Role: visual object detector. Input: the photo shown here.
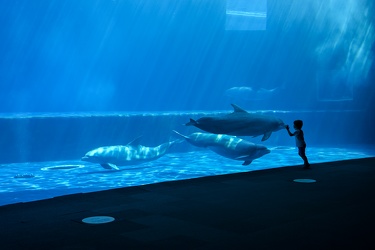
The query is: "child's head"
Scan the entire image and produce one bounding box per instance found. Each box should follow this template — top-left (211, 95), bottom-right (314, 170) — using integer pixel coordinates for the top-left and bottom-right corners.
top-left (293, 120), bottom-right (303, 129)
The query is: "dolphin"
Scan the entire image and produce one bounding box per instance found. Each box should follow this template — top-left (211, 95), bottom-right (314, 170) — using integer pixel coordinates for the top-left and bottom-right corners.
top-left (173, 131), bottom-right (270, 165)
top-left (185, 104), bottom-right (285, 141)
top-left (81, 136), bottom-right (182, 170)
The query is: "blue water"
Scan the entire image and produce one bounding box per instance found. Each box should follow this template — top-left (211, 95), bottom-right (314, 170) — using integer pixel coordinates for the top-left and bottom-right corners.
top-left (1, 146), bottom-right (374, 206)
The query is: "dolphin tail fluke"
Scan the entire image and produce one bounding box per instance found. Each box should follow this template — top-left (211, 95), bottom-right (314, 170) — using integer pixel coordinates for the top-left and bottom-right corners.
top-left (185, 118), bottom-right (197, 126)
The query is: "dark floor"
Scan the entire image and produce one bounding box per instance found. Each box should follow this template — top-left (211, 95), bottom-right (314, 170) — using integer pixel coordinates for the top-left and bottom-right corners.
top-left (1, 158), bottom-right (375, 250)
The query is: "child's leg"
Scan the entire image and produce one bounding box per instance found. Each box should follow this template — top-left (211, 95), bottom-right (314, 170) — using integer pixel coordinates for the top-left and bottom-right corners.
top-left (298, 146), bottom-right (310, 166)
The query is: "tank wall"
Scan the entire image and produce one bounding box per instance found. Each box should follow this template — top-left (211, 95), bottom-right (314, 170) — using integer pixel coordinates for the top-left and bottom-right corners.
top-left (1, 110), bottom-right (373, 164)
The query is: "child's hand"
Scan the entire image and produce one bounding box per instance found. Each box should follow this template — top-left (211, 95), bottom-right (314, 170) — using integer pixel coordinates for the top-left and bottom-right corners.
top-left (285, 125), bottom-right (289, 130)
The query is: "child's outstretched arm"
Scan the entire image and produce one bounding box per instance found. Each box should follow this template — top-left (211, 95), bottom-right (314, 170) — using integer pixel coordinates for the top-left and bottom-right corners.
top-left (285, 125), bottom-right (294, 136)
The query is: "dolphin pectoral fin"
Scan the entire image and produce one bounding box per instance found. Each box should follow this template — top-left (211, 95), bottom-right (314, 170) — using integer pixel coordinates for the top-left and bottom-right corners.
top-left (100, 163), bottom-right (119, 170)
top-left (235, 156), bottom-right (252, 165)
top-left (261, 132), bottom-right (272, 141)
top-left (185, 118), bottom-right (197, 126)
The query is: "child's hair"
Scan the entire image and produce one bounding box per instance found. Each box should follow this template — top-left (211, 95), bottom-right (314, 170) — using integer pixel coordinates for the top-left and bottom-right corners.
top-left (293, 120), bottom-right (303, 129)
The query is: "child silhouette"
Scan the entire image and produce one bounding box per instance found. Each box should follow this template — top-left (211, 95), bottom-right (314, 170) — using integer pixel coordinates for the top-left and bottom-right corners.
top-left (286, 120), bottom-right (310, 169)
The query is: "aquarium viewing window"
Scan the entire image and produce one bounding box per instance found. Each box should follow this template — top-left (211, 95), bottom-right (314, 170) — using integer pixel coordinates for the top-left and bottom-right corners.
top-left (225, 0), bottom-right (267, 30)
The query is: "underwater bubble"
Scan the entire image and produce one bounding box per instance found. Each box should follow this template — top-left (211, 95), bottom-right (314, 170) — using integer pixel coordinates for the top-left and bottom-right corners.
top-left (293, 179), bottom-right (316, 183)
top-left (82, 216), bottom-right (115, 224)
top-left (41, 165), bottom-right (84, 171)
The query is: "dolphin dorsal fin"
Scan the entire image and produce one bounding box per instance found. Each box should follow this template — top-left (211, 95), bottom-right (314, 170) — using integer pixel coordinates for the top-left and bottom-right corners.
top-left (127, 135), bottom-right (143, 146)
top-left (185, 118), bottom-right (197, 126)
top-left (231, 104), bottom-right (248, 113)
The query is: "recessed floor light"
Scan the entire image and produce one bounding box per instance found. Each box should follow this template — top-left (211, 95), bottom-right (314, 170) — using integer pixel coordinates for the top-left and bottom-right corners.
top-left (82, 216), bottom-right (115, 224)
top-left (293, 179), bottom-right (316, 183)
